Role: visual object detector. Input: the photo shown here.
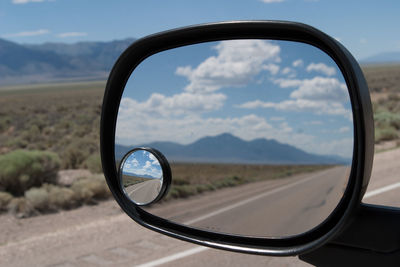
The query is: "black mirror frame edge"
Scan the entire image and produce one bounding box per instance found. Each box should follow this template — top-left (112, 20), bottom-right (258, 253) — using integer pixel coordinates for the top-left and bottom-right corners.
top-left (118, 147), bottom-right (172, 206)
top-left (100, 20), bottom-right (374, 256)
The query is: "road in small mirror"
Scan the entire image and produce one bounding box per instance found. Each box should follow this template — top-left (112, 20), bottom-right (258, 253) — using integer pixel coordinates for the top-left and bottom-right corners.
top-left (115, 39), bottom-right (354, 238)
top-left (120, 149), bottom-right (164, 205)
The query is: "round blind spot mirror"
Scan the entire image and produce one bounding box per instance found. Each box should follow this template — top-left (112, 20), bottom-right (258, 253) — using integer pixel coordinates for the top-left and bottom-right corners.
top-left (119, 148), bottom-right (171, 206)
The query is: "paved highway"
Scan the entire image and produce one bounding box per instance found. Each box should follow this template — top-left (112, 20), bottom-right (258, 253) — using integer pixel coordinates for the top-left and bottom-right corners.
top-left (125, 179), bottom-right (162, 205)
top-left (0, 148), bottom-right (399, 267)
top-left (147, 166), bottom-right (349, 237)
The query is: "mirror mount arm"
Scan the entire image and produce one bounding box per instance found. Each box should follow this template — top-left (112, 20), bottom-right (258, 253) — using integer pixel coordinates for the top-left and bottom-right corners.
top-left (299, 203), bottom-right (400, 266)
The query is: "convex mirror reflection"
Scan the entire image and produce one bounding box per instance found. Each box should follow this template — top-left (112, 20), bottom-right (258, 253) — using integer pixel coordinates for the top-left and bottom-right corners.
top-left (119, 148), bottom-right (170, 206)
top-left (115, 39), bottom-right (354, 238)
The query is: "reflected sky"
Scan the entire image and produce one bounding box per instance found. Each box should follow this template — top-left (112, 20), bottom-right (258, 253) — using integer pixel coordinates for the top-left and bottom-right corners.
top-left (122, 150), bottom-right (162, 179)
top-left (116, 40), bottom-right (353, 159)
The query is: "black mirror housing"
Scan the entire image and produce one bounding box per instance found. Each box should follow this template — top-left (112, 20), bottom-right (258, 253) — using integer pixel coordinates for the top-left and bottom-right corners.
top-left (100, 21), bottom-right (374, 256)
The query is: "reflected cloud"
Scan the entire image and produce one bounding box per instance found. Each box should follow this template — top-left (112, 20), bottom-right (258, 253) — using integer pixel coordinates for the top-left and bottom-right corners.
top-left (119, 92), bottom-right (226, 118)
top-left (176, 40), bottom-right (281, 93)
top-left (123, 151), bottom-right (162, 178)
top-left (306, 62), bottom-right (336, 76)
top-left (238, 76), bottom-right (352, 120)
top-left (292, 59), bottom-right (304, 67)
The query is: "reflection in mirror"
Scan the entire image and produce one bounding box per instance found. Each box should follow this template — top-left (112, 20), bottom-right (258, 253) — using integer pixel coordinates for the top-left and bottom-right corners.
top-left (119, 149), bottom-right (164, 206)
top-left (115, 39), bottom-right (354, 237)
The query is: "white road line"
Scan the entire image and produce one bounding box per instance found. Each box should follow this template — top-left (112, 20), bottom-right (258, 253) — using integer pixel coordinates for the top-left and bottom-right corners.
top-left (137, 178), bottom-right (400, 267)
top-left (135, 246), bottom-right (209, 267)
top-left (363, 182), bottom-right (400, 199)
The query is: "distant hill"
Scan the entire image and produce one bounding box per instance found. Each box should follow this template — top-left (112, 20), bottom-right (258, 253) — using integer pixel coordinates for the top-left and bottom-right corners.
top-left (115, 133), bottom-right (350, 165)
top-left (361, 51), bottom-right (400, 64)
top-left (0, 37), bottom-right (135, 85)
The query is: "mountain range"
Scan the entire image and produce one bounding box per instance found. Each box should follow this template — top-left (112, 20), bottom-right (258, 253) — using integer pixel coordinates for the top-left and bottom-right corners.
top-left (0, 37), bottom-right (135, 85)
top-left (1, 37), bottom-right (399, 86)
top-left (115, 133), bottom-right (350, 165)
top-left (360, 51), bottom-right (400, 64)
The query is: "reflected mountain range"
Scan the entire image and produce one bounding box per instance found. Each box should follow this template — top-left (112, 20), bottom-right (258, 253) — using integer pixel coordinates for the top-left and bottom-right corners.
top-left (116, 133), bottom-right (351, 165)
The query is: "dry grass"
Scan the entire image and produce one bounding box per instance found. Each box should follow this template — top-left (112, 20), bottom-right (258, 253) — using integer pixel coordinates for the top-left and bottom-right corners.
top-left (362, 64), bottom-right (400, 145)
top-left (362, 64), bottom-right (400, 93)
top-left (0, 81), bottom-right (105, 169)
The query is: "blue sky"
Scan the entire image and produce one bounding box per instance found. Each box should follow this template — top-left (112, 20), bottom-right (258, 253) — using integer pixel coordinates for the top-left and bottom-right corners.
top-left (116, 40), bottom-right (353, 159)
top-left (0, 0), bottom-right (399, 59)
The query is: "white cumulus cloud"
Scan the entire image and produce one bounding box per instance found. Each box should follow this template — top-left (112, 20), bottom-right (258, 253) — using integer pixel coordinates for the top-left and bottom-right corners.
top-left (119, 92), bottom-right (226, 118)
top-left (289, 77), bottom-right (348, 102)
top-left (57, 32), bottom-right (88, 38)
top-left (3, 29), bottom-right (49, 37)
top-left (239, 99), bottom-right (350, 118)
top-left (237, 76), bottom-right (351, 119)
top-left (281, 67), bottom-right (292, 75)
top-left (292, 59), bottom-right (304, 67)
top-left (12, 0), bottom-right (52, 4)
top-left (176, 40), bottom-right (281, 93)
top-left (306, 62), bottom-right (336, 76)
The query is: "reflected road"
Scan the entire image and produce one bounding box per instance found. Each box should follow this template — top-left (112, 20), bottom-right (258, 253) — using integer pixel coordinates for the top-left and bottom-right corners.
top-left (148, 166), bottom-right (349, 237)
top-left (125, 179), bottom-right (162, 204)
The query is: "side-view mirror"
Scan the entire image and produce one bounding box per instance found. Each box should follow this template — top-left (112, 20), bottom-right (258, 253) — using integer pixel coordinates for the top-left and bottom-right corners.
top-left (100, 21), bottom-right (400, 265)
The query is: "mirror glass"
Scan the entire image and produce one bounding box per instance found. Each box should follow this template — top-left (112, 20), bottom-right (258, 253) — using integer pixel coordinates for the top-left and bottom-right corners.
top-left (119, 149), bottom-right (164, 206)
top-left (115, 39), bottom-right (354, 238)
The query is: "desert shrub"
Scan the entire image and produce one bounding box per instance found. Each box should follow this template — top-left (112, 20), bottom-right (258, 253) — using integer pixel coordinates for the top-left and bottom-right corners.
top-left (375, 111), bottom-right (400, 130)
top-left (5, 137), bottom-right (28, 149)
top-left (25, 186), bottom-right (51, 212)
top-left (0, 191), bottom-right (13, 212)
top-left (172, 177), bottom-right (191, 186)
top-left (25, 184), bottom-right (78, 212)
top-left (213, 176), bottom-right (247, 189)
top-left (373, 108), bottom-right (400, 143)
top-left (84, 154), bottom-right (103, 174)
top-left (166, 184), bottom-right (211, 199)
top-left (18, 125), bottom-right (42, 147)
top-left (71, 174), bottom-right (110, 204)
top-left (170, 185), bottom-right (198, 198)
top-left (375, 127), bottom-right (399, 143)
top-left (167, 183), bottom-right (217, 199)
top-left (47, 185), bottom-right (78, 209)
top-left (0, 150), bottom-right (60, 196)
top-left (61, 145), bottom-right (86, 169)
top-left (7, 197), bottom-right (35, 218)
top-left (196, 184), bottom-right (215, 194)
top-left (61, 138), bottom-right (98, 169)
top-left (0, 116), bottom-right (11, 132)
top-left (42, 126), bottom-right (54, 136)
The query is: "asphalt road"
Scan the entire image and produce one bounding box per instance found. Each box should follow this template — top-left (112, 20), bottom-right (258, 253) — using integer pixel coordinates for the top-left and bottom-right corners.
top-left (147, 166), bottom-right (349, 238)
top-left (0, 148), bottom-right (399, 267)
top-left (125, 179), bottom-right (162, 205)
